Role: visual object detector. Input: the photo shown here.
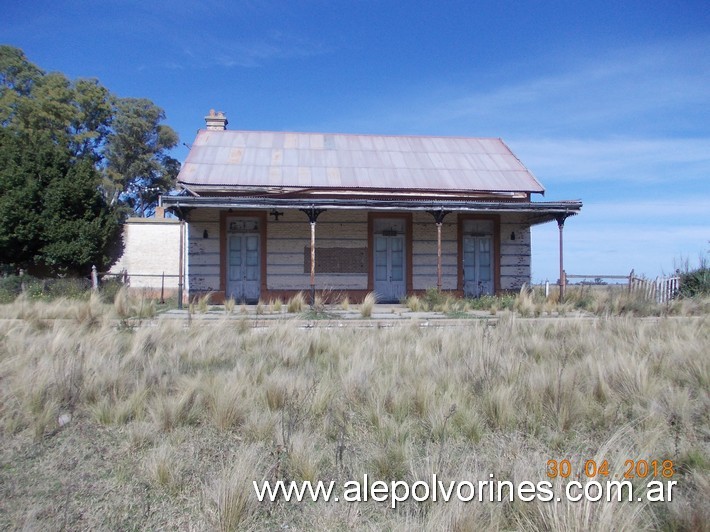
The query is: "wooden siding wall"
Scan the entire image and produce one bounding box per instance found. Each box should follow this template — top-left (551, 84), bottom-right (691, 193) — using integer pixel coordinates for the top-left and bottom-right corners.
top-left (267, 210), bottom-right (368, 290)
top-left (187, 208), bottom-right (221, 292)
top-left (499, 215), bottom-right (531, 290)
top-left (412, 211), bottom-right (458, 290)
top-left (185, 208), bottom-right (533, 296)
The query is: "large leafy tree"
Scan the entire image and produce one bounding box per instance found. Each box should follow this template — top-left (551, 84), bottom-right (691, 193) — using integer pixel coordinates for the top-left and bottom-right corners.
top-left (104, 97), bottom-right (180, 216)
top-left (0, 45), bottom-right (179, 273)
top-left (0, 128), bottom-right (120, 274)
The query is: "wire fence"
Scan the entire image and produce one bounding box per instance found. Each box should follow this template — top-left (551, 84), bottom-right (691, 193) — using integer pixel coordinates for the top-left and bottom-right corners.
top-left (93, 266), bottom-right (183, 305)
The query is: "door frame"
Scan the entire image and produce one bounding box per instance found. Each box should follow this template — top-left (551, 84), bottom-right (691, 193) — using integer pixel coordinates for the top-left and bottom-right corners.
top-left (457, 214), bottom-right (500, 295)
top-left (367, 212), bottom-right (413, 295)
top-left (220, 210), bottom-right (267, 299)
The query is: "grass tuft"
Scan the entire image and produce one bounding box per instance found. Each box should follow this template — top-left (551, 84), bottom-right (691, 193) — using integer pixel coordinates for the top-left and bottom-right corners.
top-left (360, 291), bottom-right (377, 317)
top-left (287, 292), bottom-right (306, 313)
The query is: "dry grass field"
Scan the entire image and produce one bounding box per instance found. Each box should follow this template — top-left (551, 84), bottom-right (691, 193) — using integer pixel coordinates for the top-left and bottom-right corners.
top-left (0, 291), bottom-right (708, 530)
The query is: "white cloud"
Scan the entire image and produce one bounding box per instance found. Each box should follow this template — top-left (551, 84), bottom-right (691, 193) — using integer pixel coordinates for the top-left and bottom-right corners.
top-left (175, 32), bottom-right (330, 69)
top-left (428, 37), bottom-right (709, 137)
top-left (337, 35), bottom-right (709, 142)
top-left (508, 137), bottom-right (710, 184)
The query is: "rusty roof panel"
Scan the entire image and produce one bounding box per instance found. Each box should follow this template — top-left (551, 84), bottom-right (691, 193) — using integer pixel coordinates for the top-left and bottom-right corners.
top-left (178, 129), bottom-right (545, 193)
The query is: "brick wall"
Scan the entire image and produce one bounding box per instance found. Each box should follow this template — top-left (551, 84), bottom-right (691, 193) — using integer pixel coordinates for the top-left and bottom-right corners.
top-left (109, 218), bottom-right (183, 289)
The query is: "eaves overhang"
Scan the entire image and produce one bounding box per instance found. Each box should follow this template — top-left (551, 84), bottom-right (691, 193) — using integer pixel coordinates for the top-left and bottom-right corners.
top-left (161, 195), bottom-right (581, 226)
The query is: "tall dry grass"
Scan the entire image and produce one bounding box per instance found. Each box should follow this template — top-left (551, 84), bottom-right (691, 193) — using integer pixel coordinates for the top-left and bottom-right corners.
top-left (0, 297), bottom-right (707, 529)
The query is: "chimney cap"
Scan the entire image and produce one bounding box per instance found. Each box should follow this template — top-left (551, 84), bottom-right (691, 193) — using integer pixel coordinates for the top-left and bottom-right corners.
top-left (205, 109), bottom-right (228, 130)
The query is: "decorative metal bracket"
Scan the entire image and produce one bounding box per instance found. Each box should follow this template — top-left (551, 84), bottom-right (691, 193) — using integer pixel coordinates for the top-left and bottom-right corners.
top-left (426, 209), bottom-right (451, 224)
top-left (269, 209), bottom-right (284, 221)
top-left (300, 207), bottom-right (326, 223)
top-left (555, 213), bottom-right (572, 228)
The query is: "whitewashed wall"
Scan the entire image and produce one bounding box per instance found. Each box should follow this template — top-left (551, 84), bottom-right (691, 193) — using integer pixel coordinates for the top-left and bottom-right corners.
top-left (412, 211), bottom-right (458, 290)
top-left (187, 208), bottom-right (220, 292)
top-left (182, 208), bottom-right (533, 295)
top-left (267, 210), bottom-right (369, 290)
top-left (500, 215), bottom-right (532, 290)
top-left (109, 218), bottom-right (182, 288)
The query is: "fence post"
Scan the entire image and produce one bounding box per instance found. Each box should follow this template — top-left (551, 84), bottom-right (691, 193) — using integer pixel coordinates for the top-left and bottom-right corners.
top-left (560, 270), bottom-right (567, 300)
top-left (91, 265), bottom-right (99, 291)
top-left (545, 281), bottom-right (549, 298)
top-left (628, 269), bottom-right (634, 293)
top-left (160, 271), bottom-right (165, 304)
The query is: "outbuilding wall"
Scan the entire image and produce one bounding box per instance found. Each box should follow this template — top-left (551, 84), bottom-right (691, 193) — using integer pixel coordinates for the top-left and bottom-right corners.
top-left (109, 217), bottom-right (183, 290)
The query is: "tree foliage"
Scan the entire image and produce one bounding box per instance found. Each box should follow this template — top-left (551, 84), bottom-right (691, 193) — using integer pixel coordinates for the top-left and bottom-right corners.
top-left (105, 97), bottom-right (179, 216)
top-left (0, 45), bottom-right (179, 274)
top-left (0, 128), bottom-right (120, 274)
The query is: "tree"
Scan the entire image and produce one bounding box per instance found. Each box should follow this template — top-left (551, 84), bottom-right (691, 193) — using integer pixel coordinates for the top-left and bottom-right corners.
top-left (41, 157), bottom-right (120, 272)
top-left (0, 127), bottom-right (120, 274)
top-left (103, 97), bottom-right (179, 216)
top-left (0, 45), bottom-right (179, 215)
top-left (0, 45), bottom-right (180, 273)
top-left (0, 128), bottom-right (51, 266)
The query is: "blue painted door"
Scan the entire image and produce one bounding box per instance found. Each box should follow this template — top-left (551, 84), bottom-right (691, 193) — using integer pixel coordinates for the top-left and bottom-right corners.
top-left (373, 234), bottom-right (405, 302)
top-left (463, 236), bottom-right (493, 297)
top-left (228, 233), bottom-right (260, 302)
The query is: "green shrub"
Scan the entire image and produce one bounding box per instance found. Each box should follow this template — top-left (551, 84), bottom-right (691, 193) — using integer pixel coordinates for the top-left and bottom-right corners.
top-left (679, 266), bottom-right (710, 297)
top-left (422, 287), bottom-right (448, 310)
top-left (44, 278), bottom-right (91, 299)
top-left (0, 275), bottom-right (26, 303)
top-left (0, 274), bottom-right (96, 303)
top-left (99, 277), bottom-right (125, 303)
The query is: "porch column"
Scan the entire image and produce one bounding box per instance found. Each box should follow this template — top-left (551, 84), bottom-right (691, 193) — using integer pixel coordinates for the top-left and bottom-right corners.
top-left (555, 213), bottom-right (571, 300)
top-left (300, 207), bottom-right (326, 305)
top-left (427, 210), bottom-right (451, 291)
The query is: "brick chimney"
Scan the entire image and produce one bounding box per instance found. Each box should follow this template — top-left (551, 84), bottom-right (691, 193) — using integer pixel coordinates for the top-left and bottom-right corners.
top-left (205, 109), bottom-right (228, 130)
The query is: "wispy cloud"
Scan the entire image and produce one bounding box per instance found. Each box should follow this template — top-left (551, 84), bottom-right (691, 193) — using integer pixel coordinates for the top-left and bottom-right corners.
top-left (508, 137), bottom-right (710, 185)
top-left (344, 35), bottom-right (709, 140)
top-left (436, 37), bottom-right (707, 137)
top-left (176, 31), bottom-right (330, 70)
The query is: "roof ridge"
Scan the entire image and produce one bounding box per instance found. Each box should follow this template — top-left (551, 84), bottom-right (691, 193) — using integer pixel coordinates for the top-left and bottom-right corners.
top-left (198, 128), bottom-right (503, 141)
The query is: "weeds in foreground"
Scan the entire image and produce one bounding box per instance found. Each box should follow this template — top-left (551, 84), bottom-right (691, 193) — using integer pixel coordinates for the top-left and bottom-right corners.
top-left (0, 302), bottom-right (708, 529)
top-left (287, 292), bottom-right (306, 313)
top-left (145, 443), bottom-right (183, 494)
top-left (404, 289), bottom-right (515, 314)
top-left (197, 293), bottom-right (212, 313)
top-left (205, 446), bottom-right (263, 532)
top-left (113, 287), bottom-right (156, 322)
top-left (360, 291), bottom-right (377, 317)
top-left (270, 298), bottom-right (283, 313)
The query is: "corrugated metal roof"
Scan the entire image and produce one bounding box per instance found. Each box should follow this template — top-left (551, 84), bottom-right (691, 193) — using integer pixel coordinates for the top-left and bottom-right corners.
top-left (177, 130), bottom-right (545, 194)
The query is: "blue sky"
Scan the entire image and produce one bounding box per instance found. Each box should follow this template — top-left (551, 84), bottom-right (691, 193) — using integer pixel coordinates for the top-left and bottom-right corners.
top-left (2, 0), bottom-right (709, 282)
